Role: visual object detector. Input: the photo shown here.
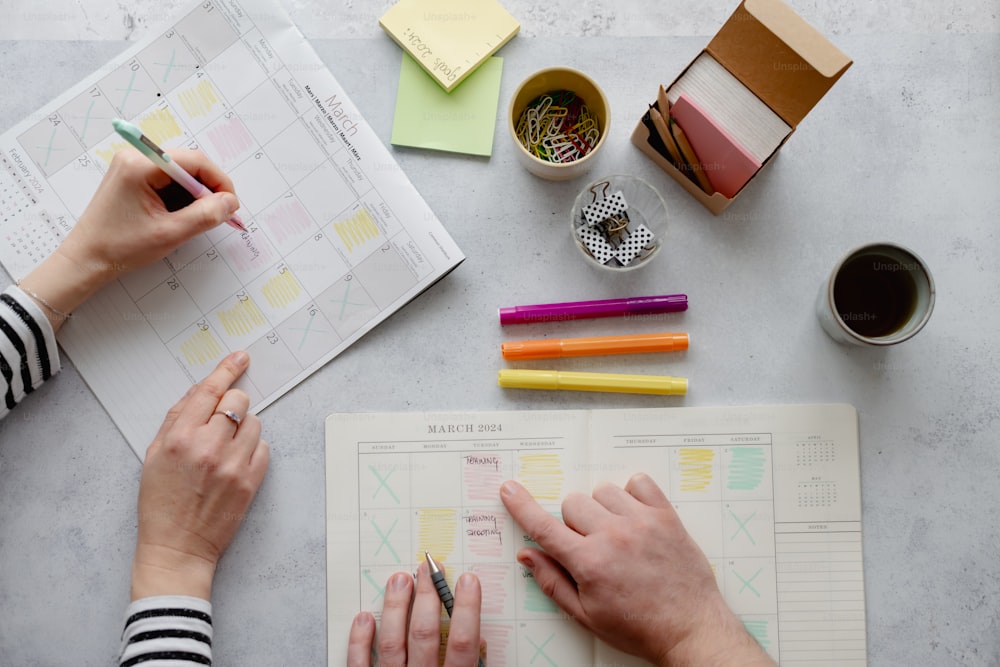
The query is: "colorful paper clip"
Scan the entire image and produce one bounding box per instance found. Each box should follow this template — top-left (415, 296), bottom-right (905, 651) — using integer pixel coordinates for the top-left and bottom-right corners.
top-left (516, 90), bottom-right (601, 164)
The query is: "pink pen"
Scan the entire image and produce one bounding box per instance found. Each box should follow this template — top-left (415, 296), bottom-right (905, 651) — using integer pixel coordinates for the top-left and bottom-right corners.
top-left (112, 118), bottom-right (246, 232)
top-left (499, 294), bottom-right (688, 325)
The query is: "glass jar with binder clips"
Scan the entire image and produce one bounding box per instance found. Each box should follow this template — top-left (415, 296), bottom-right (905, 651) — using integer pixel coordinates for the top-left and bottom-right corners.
top-left (570, 174), bottom-right (668, 271)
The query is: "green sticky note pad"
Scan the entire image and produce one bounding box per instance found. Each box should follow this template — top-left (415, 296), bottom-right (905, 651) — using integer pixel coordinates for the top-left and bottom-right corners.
top-left (391, 54), bottom-right (503, 157)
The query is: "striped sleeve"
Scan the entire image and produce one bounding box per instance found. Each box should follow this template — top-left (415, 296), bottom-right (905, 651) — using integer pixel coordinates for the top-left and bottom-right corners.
top-left (119, 596), bottom-right (213, 666)
top-left (0, 285), bottom-right (60, 420)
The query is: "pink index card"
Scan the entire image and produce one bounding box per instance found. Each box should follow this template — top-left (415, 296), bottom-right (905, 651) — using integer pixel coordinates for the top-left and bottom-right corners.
top-left (670, 93), bottom-right (761, 198)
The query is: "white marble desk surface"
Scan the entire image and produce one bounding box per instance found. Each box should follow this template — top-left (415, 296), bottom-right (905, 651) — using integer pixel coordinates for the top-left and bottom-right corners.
top-left (0, 1), bottom-right (998, 665)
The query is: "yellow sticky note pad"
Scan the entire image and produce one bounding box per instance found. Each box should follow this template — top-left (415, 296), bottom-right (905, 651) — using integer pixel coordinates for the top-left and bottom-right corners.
top-left (391, 54), bottom-right (503, 157)
top-left (379, 0), bottom-right (519, 92)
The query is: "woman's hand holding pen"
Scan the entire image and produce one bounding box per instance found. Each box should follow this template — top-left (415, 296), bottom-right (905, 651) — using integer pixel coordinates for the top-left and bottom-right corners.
top-left (16, 148), bottom-right (239, 332)
top-left (500, 473), bottom-right (775, 667)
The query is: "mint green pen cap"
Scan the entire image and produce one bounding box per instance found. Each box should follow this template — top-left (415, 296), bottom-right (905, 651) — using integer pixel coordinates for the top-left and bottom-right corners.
top-left (112, 118), bottom-right (171, 164)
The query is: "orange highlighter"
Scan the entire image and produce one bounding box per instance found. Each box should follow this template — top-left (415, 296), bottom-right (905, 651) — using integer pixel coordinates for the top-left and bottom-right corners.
top-left (501, 332), bottom-right (689, 360)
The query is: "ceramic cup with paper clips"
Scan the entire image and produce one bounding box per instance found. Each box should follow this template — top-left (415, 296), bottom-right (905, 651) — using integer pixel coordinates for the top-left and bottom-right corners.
top-left (508, 67), bottom-right (610, 180)
top-left (570, 174), bottom-right (668, 272)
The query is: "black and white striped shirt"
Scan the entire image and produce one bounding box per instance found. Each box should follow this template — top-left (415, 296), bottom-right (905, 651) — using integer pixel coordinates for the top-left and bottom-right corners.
top-left (118, 596), bottom-right (213, 666)
top-left (0, 287), bottom-right (215, 665)
top-left (0, 286), bottom-right (60, 418)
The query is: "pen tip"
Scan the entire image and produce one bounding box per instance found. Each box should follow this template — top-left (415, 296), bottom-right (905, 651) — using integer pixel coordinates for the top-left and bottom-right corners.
top-left (424, 551), bottom-right (441, 574)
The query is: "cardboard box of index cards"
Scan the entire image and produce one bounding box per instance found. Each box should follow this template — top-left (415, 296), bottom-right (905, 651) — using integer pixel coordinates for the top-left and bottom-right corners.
top-left (632, 0), bottom-right (851, 215)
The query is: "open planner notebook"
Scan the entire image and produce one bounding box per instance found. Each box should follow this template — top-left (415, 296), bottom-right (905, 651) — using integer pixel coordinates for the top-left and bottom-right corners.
top-left (326, 404), bottom-right (868, 666)
top-left (0, 0), bottom-right (463, 457)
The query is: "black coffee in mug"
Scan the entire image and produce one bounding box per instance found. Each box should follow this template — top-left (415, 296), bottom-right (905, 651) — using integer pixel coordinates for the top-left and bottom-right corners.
top-left (833, 253), bottom-right (918, 337)
top-left (817, 243), bottom-right (934, 346)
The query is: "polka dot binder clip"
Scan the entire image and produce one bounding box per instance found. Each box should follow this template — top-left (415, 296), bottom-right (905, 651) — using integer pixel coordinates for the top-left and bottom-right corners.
top-left (582, 189), bottom-right (627, 226)
top-left (615, 223), bottom-right (654, 265)
top-left (574, 179), bottom-right (658, 269)
top-left (577, 224), bottom-right (616, 264)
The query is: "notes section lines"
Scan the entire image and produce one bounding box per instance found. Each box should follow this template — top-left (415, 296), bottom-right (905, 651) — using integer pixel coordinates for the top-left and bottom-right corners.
top-left (355, 438), bottom-right (590, 665)
top-left (775, 524), bottom-right (866, 665)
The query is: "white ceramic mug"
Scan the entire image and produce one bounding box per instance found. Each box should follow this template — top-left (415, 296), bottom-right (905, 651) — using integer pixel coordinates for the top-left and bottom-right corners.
top-left (816, 242), bottom-right (935, 346)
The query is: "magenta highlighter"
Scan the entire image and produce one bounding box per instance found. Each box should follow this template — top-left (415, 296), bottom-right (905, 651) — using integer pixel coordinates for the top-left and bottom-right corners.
top-left (499, 294), bottom-right (688, 325)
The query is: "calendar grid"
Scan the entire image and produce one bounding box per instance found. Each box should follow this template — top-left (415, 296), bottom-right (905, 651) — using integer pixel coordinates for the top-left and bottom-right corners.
top-left (0, 0), bottom-right (464, 454)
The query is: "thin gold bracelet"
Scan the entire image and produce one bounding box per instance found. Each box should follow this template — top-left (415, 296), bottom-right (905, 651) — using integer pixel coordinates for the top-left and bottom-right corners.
top-left (15, 281), bottom-right (73, 320)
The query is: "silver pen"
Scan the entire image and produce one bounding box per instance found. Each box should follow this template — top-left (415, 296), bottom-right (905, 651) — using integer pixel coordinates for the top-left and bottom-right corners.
top-left (425, 551), bottom-right (485, 667)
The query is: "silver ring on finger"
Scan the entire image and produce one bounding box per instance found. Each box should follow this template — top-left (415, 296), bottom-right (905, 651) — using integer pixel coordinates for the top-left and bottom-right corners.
top-left (213, 409), bottom-right (242, 426)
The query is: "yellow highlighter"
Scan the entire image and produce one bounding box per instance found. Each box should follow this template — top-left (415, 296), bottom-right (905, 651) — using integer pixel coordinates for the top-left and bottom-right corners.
top-left (498, 369), bottom-right (688, 396)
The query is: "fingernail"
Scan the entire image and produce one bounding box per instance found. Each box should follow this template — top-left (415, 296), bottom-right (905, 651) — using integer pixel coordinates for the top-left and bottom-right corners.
top-left (231, 350), bottom-right (249, 366)
top-left (390, 572), bottom-right (409, 591)
top-left (221, 192), bottom-right (239, 215)
top-left (354, 612), bottom-right (372, 628)
top-left (500, 481), bottom-right (518, 498)
top-left (518, 554), bottom-right (535, 572)
top-left (457, 573), bottom-right (476, 590)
